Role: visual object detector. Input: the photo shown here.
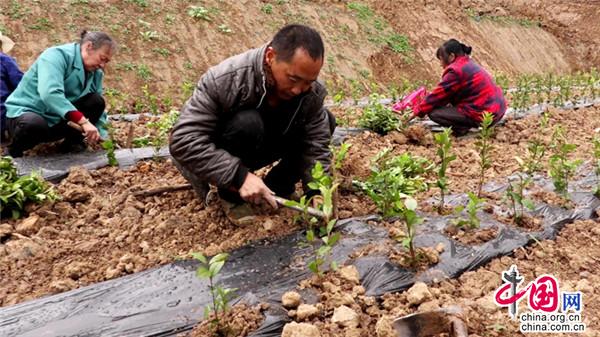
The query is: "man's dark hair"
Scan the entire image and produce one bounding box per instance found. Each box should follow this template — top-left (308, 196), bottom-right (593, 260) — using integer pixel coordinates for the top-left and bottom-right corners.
top-left (436, 38), bottom-right (472, 64)
top-left (271, 24), bottom-right (324, 62)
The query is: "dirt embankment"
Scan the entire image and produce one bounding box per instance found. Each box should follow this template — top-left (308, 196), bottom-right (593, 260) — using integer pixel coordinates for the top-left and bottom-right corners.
top-left (1, 0), bottom-right (596, 108)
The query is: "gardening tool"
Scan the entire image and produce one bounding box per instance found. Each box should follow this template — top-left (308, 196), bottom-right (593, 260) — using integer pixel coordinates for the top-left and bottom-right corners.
top-left (392, 306), bottom-right (468, 337)
top-left (133, 184), bottom-right (326, 220)
top-left (68, 121), bottom-right (84, 132)
top-left (273, 195), bottom-right (325, 220)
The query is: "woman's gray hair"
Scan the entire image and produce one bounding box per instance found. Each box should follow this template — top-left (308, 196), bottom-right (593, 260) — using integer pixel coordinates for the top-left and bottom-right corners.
top-left (79, 30), bottom-right (117, 51)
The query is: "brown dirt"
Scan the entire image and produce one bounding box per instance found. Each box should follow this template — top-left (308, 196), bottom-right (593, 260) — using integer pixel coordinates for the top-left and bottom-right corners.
top-left (2, 0), bottom-right (597, 113)
top-left (186, 303), bottom-right (266, 337)
top-left (278, 219), bottom-right (600, 336)
top-left (2, 105), bottom-right (597, 311)
top-left (445, 224), bottom-right (500, 246)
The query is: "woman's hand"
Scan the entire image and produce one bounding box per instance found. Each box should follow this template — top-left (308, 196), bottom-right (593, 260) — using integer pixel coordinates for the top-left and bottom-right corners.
top-left (81, 121), bottom-right (100, 143)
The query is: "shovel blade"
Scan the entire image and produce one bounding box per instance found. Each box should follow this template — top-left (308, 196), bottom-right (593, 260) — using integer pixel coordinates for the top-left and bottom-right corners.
top-left (392, 306), bottom-right (466, 337)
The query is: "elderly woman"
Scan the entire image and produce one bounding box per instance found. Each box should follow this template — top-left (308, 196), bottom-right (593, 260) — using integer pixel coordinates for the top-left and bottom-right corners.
top-left (5, 31), bottom-right (116, 157)
top-left (410, 38), bottom-right (506, 136)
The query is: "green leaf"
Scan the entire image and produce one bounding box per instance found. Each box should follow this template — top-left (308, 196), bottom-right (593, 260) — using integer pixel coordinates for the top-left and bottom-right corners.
top-left (209, 253), bottom-right (228, 265)
top-left (190, 252), bottom-right (207, 264)
top-left (209, 260), bottom-right (225, 276)
top-left (328, 232), bottom-right (341, 246)
top-left (317, 245), bottom-right (331, 256)
top-left (523, 199), bottom-right (535, 210)
top-left (196, 267), bottom-right (211, 279)
top-left (306, 229), bottom-right (315, 242)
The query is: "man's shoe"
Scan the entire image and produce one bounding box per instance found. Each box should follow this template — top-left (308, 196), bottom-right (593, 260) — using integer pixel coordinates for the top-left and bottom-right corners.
top-left (220, 199), bottom-right (256, 227)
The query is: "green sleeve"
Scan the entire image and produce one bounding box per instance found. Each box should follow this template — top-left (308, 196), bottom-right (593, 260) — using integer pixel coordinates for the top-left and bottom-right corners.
top-left (36, 49), bottom-right (76, 118)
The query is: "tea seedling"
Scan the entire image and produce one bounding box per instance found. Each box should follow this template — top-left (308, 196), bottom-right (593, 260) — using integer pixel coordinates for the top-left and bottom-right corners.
top-left (476, 112), bottom-right (495, 197)
top-left (355, 149), bottom-right (432, 218)
top-left (0, 157), bottom-right (59, 219)
top-left (188, 6), bottom-right (211, 21)
top-left (453, 192), bottom-right (484, 229)
top-left (357, 93), bottom-right (401, 134)
top-left (434, 128), bottom-right (456, 213)
top-left (191, 252), bottom-right (236, 336)
top-left (133, 109), bottom-right (179, 152)
top-left (548, 126), bottom-right (582, 197)
top-left (505, 153), bottom-right (536, 226)
top-left (397, 197), bottom-right (424, 266)
top-left (285, 162), bottom-right (341, 277)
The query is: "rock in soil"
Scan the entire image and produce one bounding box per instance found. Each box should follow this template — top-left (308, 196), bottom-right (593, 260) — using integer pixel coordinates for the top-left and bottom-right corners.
top-left (406, 282), bottom-right (432, 306)
top-left (338, 265), bottom-right (360, 284)
top-left (282, 291), bottom-right (302, 309)
top-left (296, 303), bottom-right (319, 320)
top-left (331, 305), bottom-right (360, 328)
top-left (15, 214), bottom-right (41, 236)
top-left (282, 322), bottom-right (321, 337)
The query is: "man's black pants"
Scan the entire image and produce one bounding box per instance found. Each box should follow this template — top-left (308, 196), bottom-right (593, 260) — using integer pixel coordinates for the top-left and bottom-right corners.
top-left (175, 108), bottom-right (336, 204)
top-left (7, 93), bottom-right (105, 157)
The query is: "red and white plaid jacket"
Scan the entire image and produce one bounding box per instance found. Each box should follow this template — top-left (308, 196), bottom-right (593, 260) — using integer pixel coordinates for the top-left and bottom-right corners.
top-left (415, 55), bottom-right (506, 122)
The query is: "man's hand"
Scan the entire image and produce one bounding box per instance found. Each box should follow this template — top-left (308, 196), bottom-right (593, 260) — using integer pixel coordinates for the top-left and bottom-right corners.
top-left (239, 173), bottom-right (278, 209)
top-left (81, 121), bottom-right (100, 143)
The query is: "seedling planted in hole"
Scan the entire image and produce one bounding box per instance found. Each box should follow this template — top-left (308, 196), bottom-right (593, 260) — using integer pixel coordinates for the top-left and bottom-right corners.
top-left (355, 149), bottom-right (432, 218)
top-left (133, 109), bottom-right (179, 152)
top-left (191, 252), bottom-right (236, 336)
top-left (101, 123), bottom-right (118, 166)
top-left (476, 112), bottom-right (495, 197)
top-left (548, 126), bottom-right (582, 197)
top-left (505, 159), bottom-right (535, 226)
top-left (521, 139), bottom-right (547, 174)
top-left (453, 192), bottom-right (484, 229)
top-left (434, 127), bottom-right (456, 213)
top-left (397, 197), bottom-right (424, 266)
top-left (285, 162), bottom-right (341, 277)
top-left (357, 93), bottom-right (401, 134)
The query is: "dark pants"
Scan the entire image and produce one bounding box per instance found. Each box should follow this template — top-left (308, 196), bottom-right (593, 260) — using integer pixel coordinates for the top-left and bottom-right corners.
top-left (428, 106), bottom-right (481, 136)
top-left (175, 108), bottom-right (336, 204)
top-left (429, 106), bottom-right (503, 136)
top-left (7, 93), bottom-right (105, 157)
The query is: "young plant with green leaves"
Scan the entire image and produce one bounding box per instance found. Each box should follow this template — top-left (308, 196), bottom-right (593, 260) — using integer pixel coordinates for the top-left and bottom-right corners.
top-left (191, 252), bottom-right (236, 336)
top-left (548, 126), bottom-right (582, 197)
top-left (133, 109), bottom-right (180, 152)
top-left (521, 140), bottom-right (546, 173)
top-left (355, 149), bottom-right (432, 218)
top-left (453, 192), bottom-right (485, 229)
top-left (358, 93), bottom-right (401, 134)
top-left (476, 112), bottom-right (495, 197)
top-left (0, 156), bottom-right (59, 219)
top-left (286, 162), bottom-right (341, 277)
top-left (397, 197), bottom-right (424, 266)
top-left (101, 123), bottom-right (118, 166)
top-left (434, 128), bottom-right (456, 213)
top-left (593, 136), bottom-right (600, 197)
top-left (505, 146), bottom-right (541, 225)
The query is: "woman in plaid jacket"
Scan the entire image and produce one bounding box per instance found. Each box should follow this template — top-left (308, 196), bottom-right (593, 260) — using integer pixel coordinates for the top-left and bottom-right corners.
top-left (411, 39), bottom-right (506, 136)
